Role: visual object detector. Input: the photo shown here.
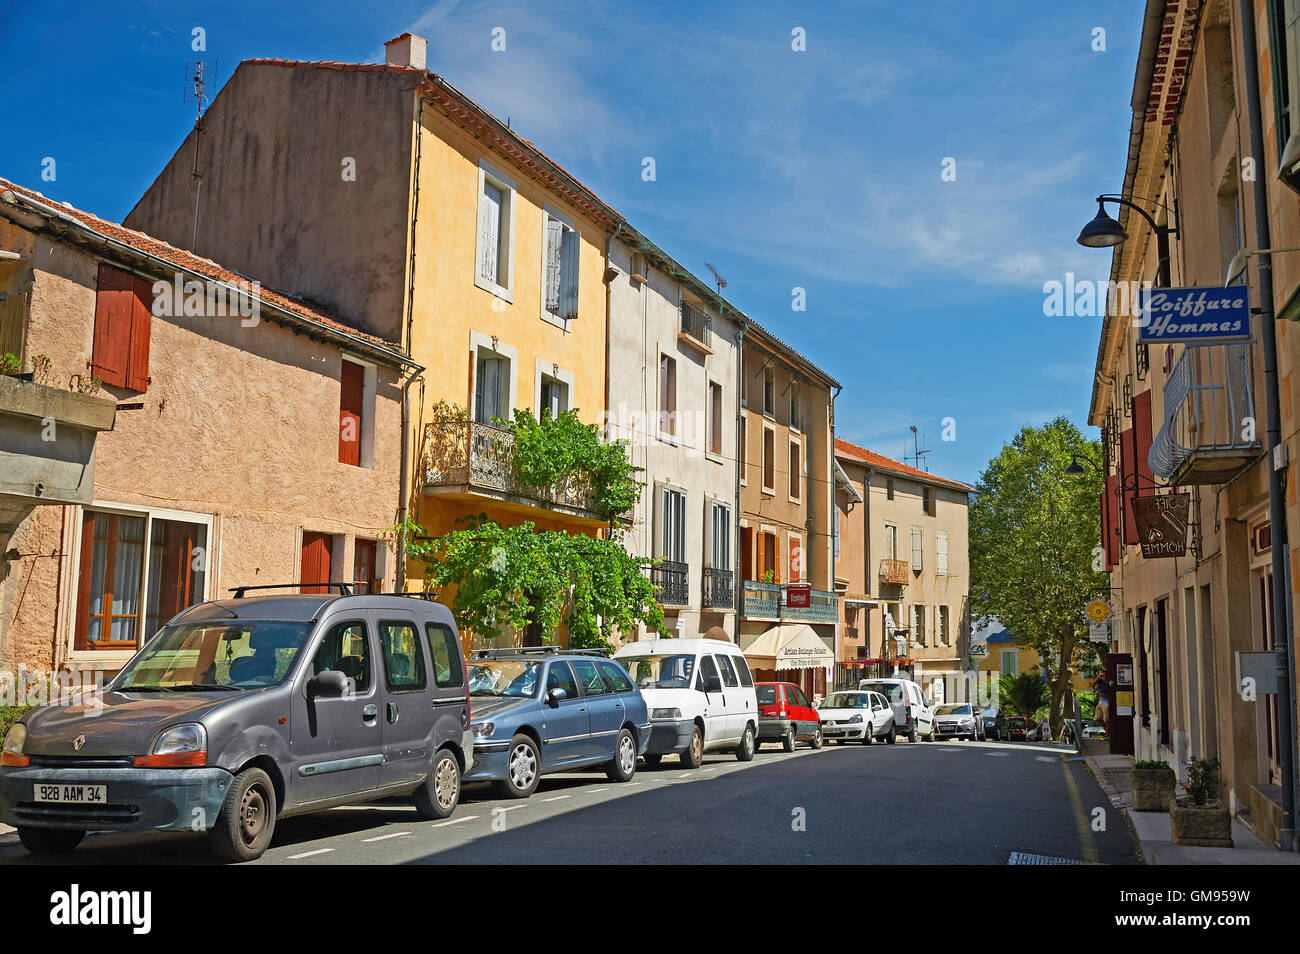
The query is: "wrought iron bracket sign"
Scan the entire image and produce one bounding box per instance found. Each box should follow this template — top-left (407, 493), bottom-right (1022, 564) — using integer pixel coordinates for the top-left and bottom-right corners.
top-left (1133, 493), bottom-right (1190, 558)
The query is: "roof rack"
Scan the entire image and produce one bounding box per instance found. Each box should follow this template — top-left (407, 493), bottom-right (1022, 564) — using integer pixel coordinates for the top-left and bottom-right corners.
top-left (471, 646), bottom-right (610, 659)
top-left (384, 592), bottom-right (442, 601)
top-left (228, 583), bottom-right (354, 599)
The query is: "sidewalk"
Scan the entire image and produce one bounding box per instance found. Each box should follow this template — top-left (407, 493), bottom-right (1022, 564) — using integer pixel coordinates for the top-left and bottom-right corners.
top-left (1082, 744), bottom-right (1300, 865)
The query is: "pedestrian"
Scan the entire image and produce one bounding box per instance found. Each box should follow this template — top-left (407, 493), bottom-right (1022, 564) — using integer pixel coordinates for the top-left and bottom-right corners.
top-left (1090, 672), bottom-right (1111, 734)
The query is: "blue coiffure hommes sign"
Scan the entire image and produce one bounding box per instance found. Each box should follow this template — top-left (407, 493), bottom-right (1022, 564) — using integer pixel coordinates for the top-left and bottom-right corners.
top-left (1136, 286), bottom-right (1251, 343)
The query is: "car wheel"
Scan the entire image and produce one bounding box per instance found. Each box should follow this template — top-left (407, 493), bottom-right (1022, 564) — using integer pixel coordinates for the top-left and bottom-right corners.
top-left (680, 725), bottom-right (704, 768)
top-left (907, 725), bottom-right (918, 743)
top-left (605, 728), bottom-right (638, 782)
top-left (782, 725), bottom-right (796, 753)
top-left (810, 726), bottom-right (824, 750)
top-left (735, 724), bottom-right (756, 762)
top-left (642, 753), bottom-right (663, 768)
top-left (413, 747), bottom-right (461, 820)
top-left (494, 733), bottom-right (541, 799)
top-left (210, 766), bottom-right (277, 863)
top-left (18, 826), bottom-right (84, 855)
top-left (862, 727), bottom-right (874, 745)
top-left (886, 725), bottom-right (897, 744)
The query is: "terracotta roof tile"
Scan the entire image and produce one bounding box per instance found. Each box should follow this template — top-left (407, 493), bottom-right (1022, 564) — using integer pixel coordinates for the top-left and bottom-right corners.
top-left (834, 437), bottom-right (974, 493)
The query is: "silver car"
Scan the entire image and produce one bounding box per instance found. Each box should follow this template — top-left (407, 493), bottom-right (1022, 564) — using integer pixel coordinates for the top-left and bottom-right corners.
top-left (933, 703), bottom-right (983, 741)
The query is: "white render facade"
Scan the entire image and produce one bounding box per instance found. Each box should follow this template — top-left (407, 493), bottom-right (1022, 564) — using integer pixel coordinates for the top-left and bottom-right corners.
top-left (606, 231), bottom-right (741, 640)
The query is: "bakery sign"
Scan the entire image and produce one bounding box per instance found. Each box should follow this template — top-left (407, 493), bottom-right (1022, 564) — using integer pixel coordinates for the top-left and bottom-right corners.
top-left (1132, 493), bottom-right (1190, 558)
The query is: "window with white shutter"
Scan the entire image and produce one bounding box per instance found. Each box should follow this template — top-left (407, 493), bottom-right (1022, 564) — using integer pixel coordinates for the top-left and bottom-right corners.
top-left (936, 530), bottom-right (949, 576)
top-left (910, 527), bottom-right (923, 571)
top-left (475, 162), bottom-right (515, 300)
top-left (542, 208), bottom-right (580, 324)
top-left (658, 487), bottom-right (686, 562)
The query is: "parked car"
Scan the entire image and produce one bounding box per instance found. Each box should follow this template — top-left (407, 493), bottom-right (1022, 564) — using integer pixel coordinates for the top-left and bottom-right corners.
top-left (1082, 719), bottom-right (1108, 740)
top-left (0, 587), bottom-right (474, 862)
top-left (1006, 716), bottom-right (1029, 741)
top-left (933, 703), bottom-right (982, 740)
top-left (980, 706), bottom-right (1007, 741)
top-left (614, 638), bottom-right (758, 767)
top-left (859, 677), bottom-right (935, 742)
top-left (755, 682), bottom-right (824, 751)
top-left (462, 648), bottom-right (650, 798)
top-left (818, 689), bottom-right (895, 744)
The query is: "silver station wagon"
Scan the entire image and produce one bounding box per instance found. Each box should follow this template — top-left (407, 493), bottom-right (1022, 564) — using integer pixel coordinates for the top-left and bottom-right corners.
top-left (0, 586), bottom-right (473, 862)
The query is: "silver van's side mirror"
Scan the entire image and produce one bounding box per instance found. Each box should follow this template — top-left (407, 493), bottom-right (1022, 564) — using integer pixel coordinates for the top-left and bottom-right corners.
top-left (308, 670), bottom-right (349, 699)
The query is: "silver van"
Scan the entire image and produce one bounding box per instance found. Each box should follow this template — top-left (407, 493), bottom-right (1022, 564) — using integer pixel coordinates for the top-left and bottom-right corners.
top-left (0, 586), bottom-right (473, 862)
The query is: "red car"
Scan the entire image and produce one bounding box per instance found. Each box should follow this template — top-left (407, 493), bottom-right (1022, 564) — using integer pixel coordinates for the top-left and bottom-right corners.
top-left (1007, 716), bottom-right (1029, 741)
top-left (754, 682), bottom-right (824, 751)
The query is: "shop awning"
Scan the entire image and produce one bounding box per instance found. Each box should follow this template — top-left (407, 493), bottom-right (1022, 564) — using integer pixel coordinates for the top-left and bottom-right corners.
top-left (744, 624), bottom-right (835, 671)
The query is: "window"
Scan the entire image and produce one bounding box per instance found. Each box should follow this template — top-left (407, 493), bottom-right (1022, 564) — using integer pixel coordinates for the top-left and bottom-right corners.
top-left (75, 508), bottom-right (209, 651)
top-left (912, 604), bottom-right (926, 646)
top-left (540, 374), bottom-right (569, 418)
top-left (659, 353), bottom-right (677, 438)
top-left (739, 416), bottom-right (748, 484)
top-left (339, 359), bottom-right (365, 466)
top-left (910, 527), bottom-right (923, 571)
top-left (789, 382), bottom-right (800, 430)
top-left (541, 208), bottom-right (580, 323)
top-left (923, 486), bottom-right (935, 516)
top-left (91, 264), bottom-right (151, 392)
top-left (1268, 0), bottom-right (1295, 156)
top-left (715, 654), bottom-right (739, 688)
top-left (887, 478), bottom-right (895, 500)
top-left (939, 605), bottom-right (950, 646)
top-left (312, 621), bottom-right (371, 693)
top-left (759, 530), bottom-right (779, 583)
top-left (789, 438), bottom-right (801, 501)
top-left (763, 366), bottom-right (775, 416)
top-left (353, 539), bottom-right (378, 594)
top-left (1000, 649), bottom-right (1019, 676)
top-left (301, 532), bottom-right (334, 594)
top-left (680, 299), bottom-right (711, 346)
top-left (709, 501), bottom-right (731, 569)
top-left (424, 622), bottom-right (463, 688)
top-left (708, 381), bottom-right (723, 456)
top-left (733, 655), bottom-right (755, 687)
top-left (936, 530), bottom-right (949, 576)
top-left (475, 162), bottom-right (515, 299)
top-left (696, 654), bottom-right (720, 690)
top-left (546, 661), bottom-right (579, 699)
top-left (659, 487), bottom-right (687, 563)
top-left (762, 424), bottom-right (776, 491)
top-left (379, 619), bottom-right (427, 691)
top-left (475, 349), bottom-right (509, 423)
top-left (884, 523), bottom-right (897, 561)
top-left (571, 658), bottom-right (610, 695)
top-left (788, 533), bottom-right (803, 583)
top-left (597, 660), bottom-right (635, 693)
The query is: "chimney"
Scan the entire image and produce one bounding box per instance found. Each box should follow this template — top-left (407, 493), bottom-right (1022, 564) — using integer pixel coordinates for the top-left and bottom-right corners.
top-left (384, 33), bottom-right (427, 70)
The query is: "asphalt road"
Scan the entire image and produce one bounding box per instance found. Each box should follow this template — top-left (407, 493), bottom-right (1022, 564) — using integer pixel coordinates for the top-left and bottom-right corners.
top-left (0, 737), bottom-right (1142, 865)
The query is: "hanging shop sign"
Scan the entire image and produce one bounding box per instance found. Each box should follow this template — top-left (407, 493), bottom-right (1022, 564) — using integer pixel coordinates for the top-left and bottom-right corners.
top-left (1132, 493), bottom-right (1190, 558)
top-left (1136, 287), bottom-right (1250, 343)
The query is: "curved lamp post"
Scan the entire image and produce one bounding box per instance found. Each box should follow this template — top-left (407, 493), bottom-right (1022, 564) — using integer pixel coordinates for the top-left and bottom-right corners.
top-left (1076, 194), bottom-right (1179, 248)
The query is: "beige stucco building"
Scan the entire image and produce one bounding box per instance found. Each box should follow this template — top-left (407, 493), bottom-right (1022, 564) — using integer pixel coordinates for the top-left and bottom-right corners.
top-left (832, 438), bottom-right (973, 701)
top-left (0, 178), bottom-right (413, 675)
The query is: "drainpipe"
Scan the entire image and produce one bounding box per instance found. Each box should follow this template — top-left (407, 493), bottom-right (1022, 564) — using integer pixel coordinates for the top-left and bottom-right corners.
top-left (1241, 0), bottom-right (1297, 851)
top-left (397, 89), bottom-right (424, 593)
top-left (735, 319), bottom-right (747, 635)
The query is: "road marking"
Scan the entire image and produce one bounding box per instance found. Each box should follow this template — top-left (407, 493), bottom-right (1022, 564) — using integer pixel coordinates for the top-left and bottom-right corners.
top-left (1060, 761), bottom-right (1101, 865)
top-left (287, 848), bottom-right (335, 859)
top-left (495, 804), bottom-right (526, 812)
top-left (987, 752), bottom-right (1009, 757)
top-left (431, 815), bottom-right (478, 828)
top-left (1035, 756), bottom-right (1059, 763)
top-left (362, 830), bottom-right (411, 843)
top-left (937, 747), bottom-right (960, 752)
top-left (541, 795), bottom-right (571, 803)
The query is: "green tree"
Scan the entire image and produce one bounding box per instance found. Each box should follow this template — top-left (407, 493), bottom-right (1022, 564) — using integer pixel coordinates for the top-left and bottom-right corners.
top-left (970, 417), bottom-right (1106, 737)
top-left (999, 670), bottom-right (1049, 722)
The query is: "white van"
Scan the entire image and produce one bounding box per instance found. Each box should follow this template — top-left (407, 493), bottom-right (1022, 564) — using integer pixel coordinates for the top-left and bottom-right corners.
top-left (858, 676), bottom-right (935, 742)
top-left (614, 638), bottom-right (759, 767)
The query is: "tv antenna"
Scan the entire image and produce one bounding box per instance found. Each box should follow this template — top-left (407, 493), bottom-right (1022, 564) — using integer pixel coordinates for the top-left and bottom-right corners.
top-left (704, 262), bottom-right (727, 294)
top-left (183, 61), bottom-right (218, 250)
top-left (906, 424), bottom-right (931, 472)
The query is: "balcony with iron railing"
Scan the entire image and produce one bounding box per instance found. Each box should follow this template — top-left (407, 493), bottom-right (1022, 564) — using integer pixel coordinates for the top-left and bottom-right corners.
top-left (878, 559), bottom-right (910, 586)
top-left (1149, 343), bottom-right (1260, 485)
top-left (679, 301), bottom-right (711, 351)
top-left (422, 419), bottom-right (608, 522)
top-left (702, 567), bottom-right (734, 609)
top-left (649, 560), bottom-right (689, 606)
top-left (740, 581), bottom-right (838, 624)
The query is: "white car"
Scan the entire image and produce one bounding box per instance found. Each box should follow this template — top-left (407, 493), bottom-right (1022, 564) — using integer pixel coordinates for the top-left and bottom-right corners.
top-left (614, 638), bottom-right (759, 767)
top-left (818, 690), bottom-right (895, 744)
top-left (859, 677), bottom-right (936, 742)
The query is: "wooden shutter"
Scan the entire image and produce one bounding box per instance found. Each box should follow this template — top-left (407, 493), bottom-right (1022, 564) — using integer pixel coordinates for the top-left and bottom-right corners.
top-left (1106, 471), bottom-right (1121, 567)
top-left (558, 228), bottom-right (580, 319)
top-left (301, 532), bottom-right (332, 594)
top-left (1119, 425), bottom-right (1137, 545)
top-left (1133, 390), bottom-right (1154, 495)
top-left (91, 265), bottom-right (134, 388)
top-left (544, 218), bottom-right (563, 313)
top-left (478, 181), bottom-right (502, 283)
top-left (74, 509), bottom-right (97, 651)
top-left (125, 275), bottom-right (152, 392)
top-left (339, 360), bottom-right (364, 466)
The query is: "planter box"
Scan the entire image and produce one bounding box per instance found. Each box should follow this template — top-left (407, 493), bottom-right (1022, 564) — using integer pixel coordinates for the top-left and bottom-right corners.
top-left (1170, 804), bottom-right (1234, 848)
top-left (1131, 767), bottom-right (1176, 811)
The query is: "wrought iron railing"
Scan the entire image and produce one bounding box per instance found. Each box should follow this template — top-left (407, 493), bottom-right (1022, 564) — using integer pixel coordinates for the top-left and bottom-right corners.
top-left (878, 559), bottom-right (910, 585)
top-left (680, 301), bottom-right (711, 347)
top-left (650, 560), bottom-right (689, 606)
top-left (741, 580), bottom-right (782, 618)
top-left (740, 580), bottom-right (838, 623)
top-left (422, 420), bottom-right (598, 514)
top-left (781, 588), bottom-right (839, 624)
top-left (1149, 343), bottom-right (1259, 482)
top-left (702, 567), bottom-right (734, 609)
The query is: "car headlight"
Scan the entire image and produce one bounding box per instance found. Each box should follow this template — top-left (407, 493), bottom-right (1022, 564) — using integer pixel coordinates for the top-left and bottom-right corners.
top-left (472, 722), bottom-right (496, 739)
top-left (960, 717), bottom-right (972, 725)
top-left (651, 708), bottom-right (682, 721)
top-left (134, 722), bottom-right (206, 767)
top-left (847, 714), bottom-right (863, 724)
top-left (1, 723), bottom-right (28, 766)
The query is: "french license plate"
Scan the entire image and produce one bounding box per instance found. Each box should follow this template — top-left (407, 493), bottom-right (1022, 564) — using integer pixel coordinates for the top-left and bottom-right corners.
top-left (33, 783), bottom-right (107, 804)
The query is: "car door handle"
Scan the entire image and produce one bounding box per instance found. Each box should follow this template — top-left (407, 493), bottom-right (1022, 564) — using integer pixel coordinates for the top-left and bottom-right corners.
top-left (386, 702), bottom-right (399, 724)
top-left (362, 704), bottom-right (378, 719)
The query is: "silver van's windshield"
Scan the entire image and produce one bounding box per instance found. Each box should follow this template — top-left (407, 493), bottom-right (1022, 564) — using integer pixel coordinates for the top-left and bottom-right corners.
top-left (623, 654), bottom-right (695, 690)
top-left (115, 621), bottom-right (315, 691)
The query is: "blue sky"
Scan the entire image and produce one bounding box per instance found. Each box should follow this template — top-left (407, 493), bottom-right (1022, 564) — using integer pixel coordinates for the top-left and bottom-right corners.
top-left (0, 0), bottom-right (1140, 485)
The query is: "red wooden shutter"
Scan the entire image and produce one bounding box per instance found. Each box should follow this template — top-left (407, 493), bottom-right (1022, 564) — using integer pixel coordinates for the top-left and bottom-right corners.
top-left (91, 265), bottom-right (134, 388)
top-left (1106, 472), bottom-right (1121, 567)
top-left (74, 510), bottom-right (97, 651)
top-left (1119, 426), bottom-right (1138, 545)
top-left (339, 361), bottom-right (364, 466)
top-left (125, 275), bottom-right (153, 392)
top-left (301, 532), bottom-right (332, 594)
top-left (1133, 390), bottom-right (1154, 495)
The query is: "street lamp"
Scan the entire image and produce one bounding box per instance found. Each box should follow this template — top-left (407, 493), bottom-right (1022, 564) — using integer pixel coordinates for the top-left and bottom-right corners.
top-left (1224, 247), bottom-right (1300, 286)
top-left (1075, 194), bottom-right (1179, 248)
top-left (1064, 452), bottom-right (1099, 476)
